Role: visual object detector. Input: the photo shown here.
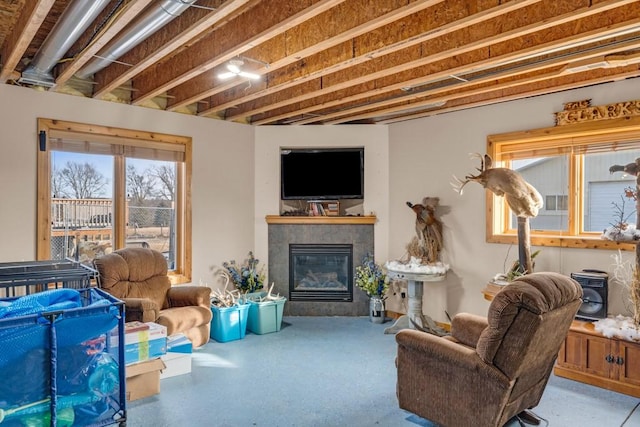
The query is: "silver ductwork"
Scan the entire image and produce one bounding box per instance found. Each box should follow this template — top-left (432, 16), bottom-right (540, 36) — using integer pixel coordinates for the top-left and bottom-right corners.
top-left (76, 0), bottom-right (197, 79)
top-left (19, 0), bottom-right (112, 87)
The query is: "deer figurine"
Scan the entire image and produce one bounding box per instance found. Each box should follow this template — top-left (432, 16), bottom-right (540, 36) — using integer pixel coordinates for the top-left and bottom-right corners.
top-left (452, 153), bottom-right (543, 218)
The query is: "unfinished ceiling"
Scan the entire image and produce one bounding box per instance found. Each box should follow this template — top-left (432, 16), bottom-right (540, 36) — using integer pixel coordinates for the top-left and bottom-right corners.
top-left (1, 0), bottom-right (640, 125)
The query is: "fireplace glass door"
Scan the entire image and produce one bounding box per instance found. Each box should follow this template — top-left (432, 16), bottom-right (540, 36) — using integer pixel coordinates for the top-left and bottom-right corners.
top-left (289, 244), bottom-right (353, 302)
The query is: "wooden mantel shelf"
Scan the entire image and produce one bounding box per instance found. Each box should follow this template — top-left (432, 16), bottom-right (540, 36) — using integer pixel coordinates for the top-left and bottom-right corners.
top-left (265, 215), bottom-right (377, 225)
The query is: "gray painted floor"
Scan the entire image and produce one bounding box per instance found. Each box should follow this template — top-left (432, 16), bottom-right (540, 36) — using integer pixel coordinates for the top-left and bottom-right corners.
top-left (126, 317), bottom-right (640, 427)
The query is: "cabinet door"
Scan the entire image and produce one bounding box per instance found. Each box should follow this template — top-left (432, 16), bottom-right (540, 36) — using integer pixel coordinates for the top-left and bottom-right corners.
top-left (558, 332), bottom-right (586, 370)
top-left (584, 334), bottom-right (612, 378)
top-left (616, 341), bottom-right (640, 386)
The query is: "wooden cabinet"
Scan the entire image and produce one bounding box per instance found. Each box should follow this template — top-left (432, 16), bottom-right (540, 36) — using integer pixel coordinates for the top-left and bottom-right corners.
top-left (554, 320), bottom-right (640, 397)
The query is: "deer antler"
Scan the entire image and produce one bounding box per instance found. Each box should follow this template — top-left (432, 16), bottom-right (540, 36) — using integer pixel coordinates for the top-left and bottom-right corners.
top-left (469, 152), bottom-right (485, 174)
top-left (451, 153), bottom-right (487, 194)
top-left (454, 153), bottom-right (543, 217)
top-left (451, 175), bottom-right (469, 194)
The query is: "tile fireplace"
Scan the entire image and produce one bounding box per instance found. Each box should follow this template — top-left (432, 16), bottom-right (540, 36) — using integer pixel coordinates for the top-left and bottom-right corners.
top-left (267, 216), bottom-right (375, 316)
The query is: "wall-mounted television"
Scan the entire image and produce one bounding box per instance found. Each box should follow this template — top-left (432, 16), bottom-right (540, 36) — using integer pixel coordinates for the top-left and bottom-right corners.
top-left (280, 148), bottom-right (364, 200)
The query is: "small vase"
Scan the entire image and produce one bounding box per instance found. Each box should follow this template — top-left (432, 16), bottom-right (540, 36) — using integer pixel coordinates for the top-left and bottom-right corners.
top-left (369, 296), bottom-right (386, 324)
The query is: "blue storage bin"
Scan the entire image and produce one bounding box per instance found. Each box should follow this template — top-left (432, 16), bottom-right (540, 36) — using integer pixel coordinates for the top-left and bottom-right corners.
top-left (210, 303), bottom-right (250, 343)
top-left (247, 298), bottom-right (286, 335)
top-left (0, 287), bottom-right (126, 426)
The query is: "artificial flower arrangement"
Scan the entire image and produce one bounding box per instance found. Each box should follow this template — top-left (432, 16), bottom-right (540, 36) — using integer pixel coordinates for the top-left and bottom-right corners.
top-left (355, 253), bottom-right (389, 299)
top-left (221, 251), bottom-right (266, 294)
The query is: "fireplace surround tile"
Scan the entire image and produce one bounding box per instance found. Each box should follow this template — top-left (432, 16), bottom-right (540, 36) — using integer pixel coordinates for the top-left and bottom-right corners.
top-left (268, 223), bottom-right (374, 316)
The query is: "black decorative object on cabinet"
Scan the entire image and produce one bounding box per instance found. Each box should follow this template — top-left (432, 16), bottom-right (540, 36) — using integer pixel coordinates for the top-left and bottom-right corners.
top-left (571, 270), bottom-right (608, 320)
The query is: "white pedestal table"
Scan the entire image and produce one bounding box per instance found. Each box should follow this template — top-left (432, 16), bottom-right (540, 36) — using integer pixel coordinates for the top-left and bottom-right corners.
top-left (383, 268), bottom-right (448, 335)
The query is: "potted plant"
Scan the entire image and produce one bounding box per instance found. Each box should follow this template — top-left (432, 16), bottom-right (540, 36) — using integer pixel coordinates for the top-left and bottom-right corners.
top-left (355, 254), bottom-right (389, 323)
top-left (221, 251), bottom-right (266, 297)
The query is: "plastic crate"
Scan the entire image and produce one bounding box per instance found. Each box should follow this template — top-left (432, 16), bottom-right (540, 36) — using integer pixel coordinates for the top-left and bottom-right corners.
top-left (247, 298), bottom-right (286, 335)
top-left (0, 287), bottom-right (126, 426)
top-left (209, 303), bottom-right (250, 343)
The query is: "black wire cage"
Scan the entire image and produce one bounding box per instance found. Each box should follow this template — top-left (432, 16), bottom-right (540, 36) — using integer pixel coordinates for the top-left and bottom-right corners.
top-left (0, 259), bottom-right (97, 298)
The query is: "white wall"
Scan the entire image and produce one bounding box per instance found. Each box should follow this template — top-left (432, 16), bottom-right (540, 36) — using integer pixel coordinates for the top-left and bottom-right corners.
top-left (389, 77), bottom-right (640, 318)
top-left (2, 78), bottom-right (638, 320)
top-left (254, 125), bottom-right (391, 275)
top-left (0, 84), bottom-right (255, 287)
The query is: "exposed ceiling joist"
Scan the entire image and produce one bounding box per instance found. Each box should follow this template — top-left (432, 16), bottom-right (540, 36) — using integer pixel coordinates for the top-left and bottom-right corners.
top-left (1, 0), bottom-right (639, 125)
top-left (0, 0), bottom-right (55, 83)
top-left (167, 0), bottom-right (450, 111)
top-left (234, 0), bottom-right (638, 123)
top-left (93, 0), bottom-right (253, 99)
top-left (130, 0), bottom-right (347, 105)
top-left (52, 0), bottom-right (156, 89)
top-left (197, 0), bottom-right (542, 118)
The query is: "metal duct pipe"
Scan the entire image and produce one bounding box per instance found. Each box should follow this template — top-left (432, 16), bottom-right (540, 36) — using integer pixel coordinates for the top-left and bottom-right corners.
top-left (20, 0), bottom-right (112, 87)
top-left (76, 0), bottom-right (197, 79)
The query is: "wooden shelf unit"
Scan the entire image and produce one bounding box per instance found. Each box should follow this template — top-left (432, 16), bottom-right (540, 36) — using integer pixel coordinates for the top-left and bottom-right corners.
top-left (554, 320), bottom-right (640, 398)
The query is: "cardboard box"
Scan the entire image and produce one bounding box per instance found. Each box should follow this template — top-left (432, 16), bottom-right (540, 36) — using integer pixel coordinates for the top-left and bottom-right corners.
top-left (160, 352), bottom-right (192, 379)
top-left (113, 321), bottom-right (168, 364)
top-left (126, 358), bottom-right (165, 401)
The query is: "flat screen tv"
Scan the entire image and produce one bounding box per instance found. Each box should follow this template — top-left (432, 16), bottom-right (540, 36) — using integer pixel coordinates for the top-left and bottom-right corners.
top-left (280, 148), bottom-right (364, 200)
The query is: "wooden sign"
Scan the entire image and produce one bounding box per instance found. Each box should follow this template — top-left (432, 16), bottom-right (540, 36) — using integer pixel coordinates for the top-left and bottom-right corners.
top-left (555, 99), bottom-right (640, 126)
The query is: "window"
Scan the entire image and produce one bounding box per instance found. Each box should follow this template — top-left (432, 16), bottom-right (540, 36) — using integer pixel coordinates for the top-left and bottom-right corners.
top-left (486, 114), bottom-right (640, 251)
top-left (37, 119), bottom-right (192, 283)
top-left (545, 195), bottom-right (568, 211)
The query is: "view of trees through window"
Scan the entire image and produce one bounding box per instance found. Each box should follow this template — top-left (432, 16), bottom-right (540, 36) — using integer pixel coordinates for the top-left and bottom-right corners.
top-left (50, 152), bottom-right (177, 268)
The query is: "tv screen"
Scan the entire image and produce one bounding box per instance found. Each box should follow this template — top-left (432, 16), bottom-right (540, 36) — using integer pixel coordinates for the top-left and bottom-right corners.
top-left (281, 148), bottom-right (364, 200)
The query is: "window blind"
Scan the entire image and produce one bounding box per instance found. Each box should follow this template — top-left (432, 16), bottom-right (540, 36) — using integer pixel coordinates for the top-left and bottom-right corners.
top-left (47, 129), bottom-right (185, 162)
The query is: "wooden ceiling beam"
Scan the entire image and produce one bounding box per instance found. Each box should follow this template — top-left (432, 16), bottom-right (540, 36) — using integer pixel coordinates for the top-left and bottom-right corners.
top-left (378, 67), bottom-right (640, 124)
top-left (325, 63), bottom-right (640, 125)
top-left (252, 20), bottom-right (640, 125)
top-left (227, 0), bottom-right (638, 122)
top-left (329, 68), bottom-right (571, 124)
top-left (166, 0), bottom-right (449, 111)
top-left (195, 0), bottom-right (540, 117)
top-left (130, 0), bottom-right (347, 106)
top-left (0, 0), bottom-right (55, 83)
top-left (92, 0), bottom-right (252, 99)
top-left (53, 0), bottom-right (155, 89)
top-left (284, 38), bottom-right (640, 125)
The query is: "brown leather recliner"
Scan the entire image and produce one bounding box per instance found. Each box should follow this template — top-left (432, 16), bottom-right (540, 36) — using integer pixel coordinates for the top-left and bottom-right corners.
top-left (94, 248), bottom-right (212, 348)
top-left (396, 272), bottom-right (583, 427)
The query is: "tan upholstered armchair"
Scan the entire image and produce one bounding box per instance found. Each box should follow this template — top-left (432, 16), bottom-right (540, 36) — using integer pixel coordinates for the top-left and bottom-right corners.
top-left (94, 248), bottom-right (212, 348)
top-left (396, 272), bottom-right (583, 427)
